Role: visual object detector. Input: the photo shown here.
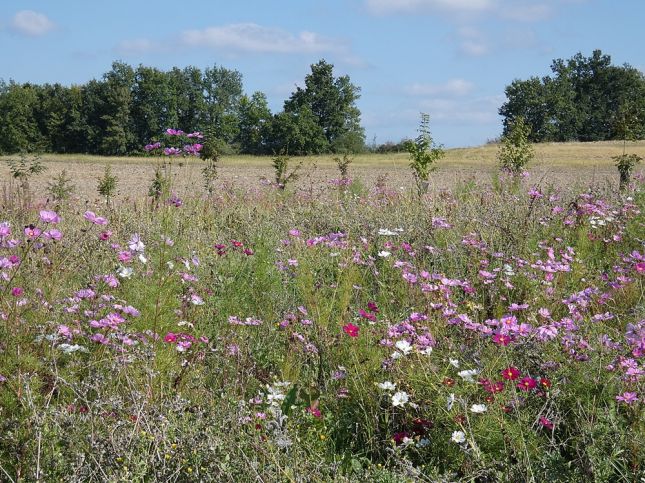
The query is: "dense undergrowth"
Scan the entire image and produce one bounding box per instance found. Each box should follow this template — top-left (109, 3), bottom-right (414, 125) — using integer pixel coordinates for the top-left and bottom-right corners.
top-left (0, 173), bottom-right (643, 482)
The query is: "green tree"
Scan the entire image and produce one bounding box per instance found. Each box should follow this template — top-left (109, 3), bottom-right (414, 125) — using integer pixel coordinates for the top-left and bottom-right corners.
top-left (100, 62), bottom-right (136, 155)
top-left (268, 106), bottom-right (328, 155)
top-left (283, 59), bottom-right (365, 153)
top-left (237, 92), bottom-right (272, 154)
top-left (500, 50), bottom-right (645, 142)
top-left (203, 65), bottom-right (244, 150)
top-left (0, 82), bottom-right (43, 153)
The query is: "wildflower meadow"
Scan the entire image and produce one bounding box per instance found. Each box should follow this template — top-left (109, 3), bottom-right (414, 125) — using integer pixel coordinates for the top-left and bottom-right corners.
top-left (0, 134), bottom-right (644, 481)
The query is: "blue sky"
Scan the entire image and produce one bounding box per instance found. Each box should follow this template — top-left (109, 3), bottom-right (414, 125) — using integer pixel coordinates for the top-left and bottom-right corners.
top-left (1, 0), bottom-right (643, 147)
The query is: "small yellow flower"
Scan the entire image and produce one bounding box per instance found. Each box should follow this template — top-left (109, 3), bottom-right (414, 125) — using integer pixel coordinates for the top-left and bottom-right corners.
top-left (319, 434), bottom-right (326, 440)
top-left (187, 467), bottom-right (193, 474)
top-left (165, 454), bottom-right (171, 460)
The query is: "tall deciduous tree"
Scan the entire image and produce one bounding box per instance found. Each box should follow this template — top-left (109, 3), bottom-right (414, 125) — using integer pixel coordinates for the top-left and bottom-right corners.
top-left (284, 59), bottom-right (365, 153)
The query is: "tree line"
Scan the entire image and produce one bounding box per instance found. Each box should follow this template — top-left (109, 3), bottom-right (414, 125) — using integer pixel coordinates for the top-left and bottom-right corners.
top-left (500, 50), bottom-right (645, 142)
top-left (0, 59), bottom-right (365, 156)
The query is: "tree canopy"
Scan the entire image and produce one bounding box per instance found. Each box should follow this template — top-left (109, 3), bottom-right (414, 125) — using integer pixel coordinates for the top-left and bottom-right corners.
top-left (499, 50), bottom-right (645, 143)
top-left (0, 59), bottom-right (365, 156)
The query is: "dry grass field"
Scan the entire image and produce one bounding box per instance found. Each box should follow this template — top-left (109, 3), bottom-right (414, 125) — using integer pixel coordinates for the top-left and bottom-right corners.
top-left (2, 140), bottom-right (644, 202)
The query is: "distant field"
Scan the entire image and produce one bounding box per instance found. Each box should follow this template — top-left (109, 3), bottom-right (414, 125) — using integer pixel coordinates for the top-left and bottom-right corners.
top-left (2, 140), bottom-right (644, 202)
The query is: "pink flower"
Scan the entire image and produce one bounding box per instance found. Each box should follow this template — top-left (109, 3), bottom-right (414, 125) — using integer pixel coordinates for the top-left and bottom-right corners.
top-left (84, 211), bottom-right (108, 225)
top-left (99, 231), bottom-right (112, 241)
top-left (343, 323), bottom-right (360, 338)
top-left (11, 287), bottom-right (24, 297)
top-left (24, 226), bottom-right (41, 239)
top-left (635, 262), bottom-right (645, 273)
top-left (39, 210), bottom-right (60, 224)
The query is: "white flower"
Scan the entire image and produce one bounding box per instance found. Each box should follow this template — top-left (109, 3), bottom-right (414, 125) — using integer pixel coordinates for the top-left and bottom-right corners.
top-left (128, 233), bottom-right (145, 252)
top-left (391, 391), bottom-right (409, 407)
top-left (449, 358), bottom-right (460, 368)
top-left (378, 228), bottom-right (398, 236)
top-left (457, 369), bottom-right (479, 382)
top-left (418, 346), bottom-right (433, 356)
top-left (138, 253), bottom-right (147, 264)
top-left (377, 381), bottom-right (396, 391)
top-left (57, 344), bottom-right (88, 354)
top-left (470, 403), bottom-right (487, 413)
top-left (190, 294), bottom-right (204, 305)
top-left (391, 351), bottom-right (402, 360)
top-left (378, 251), bottom-right (391, 258)
top-left (451, 431), bottom-right (466, 443)
top-left (166, 261), bottom-right (174, 269)
top-left (447, 393), bottom-right (455, 411)
top-left (117, 266), bottom-right (133, 278)
top-left (395, 339), bottom-right (412, 355)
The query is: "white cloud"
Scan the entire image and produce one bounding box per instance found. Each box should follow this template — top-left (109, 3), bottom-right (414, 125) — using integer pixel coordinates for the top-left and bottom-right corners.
top-left (181, 23), bottom-right (342, 55)
top-left (115, 23), bottom-right (363, 66)
top-left (11, 10), bottom-right (55, 37)
top-left (405, 79), bottom-right (474, 96)
top-left (366, 0), bottom-right (496, 14)
top-left (456, 27), bottom-right (490, 56)
top-left (501, 3), bottom-right (552, 21)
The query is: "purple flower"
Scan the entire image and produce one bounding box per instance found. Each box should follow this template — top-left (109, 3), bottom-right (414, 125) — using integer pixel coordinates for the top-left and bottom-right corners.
top-left (615, 392), bottom-right (639, 405)
top-left (0, 222), bottom-right (11, 238)
top-left (44, 229), bottom-right (63, 241)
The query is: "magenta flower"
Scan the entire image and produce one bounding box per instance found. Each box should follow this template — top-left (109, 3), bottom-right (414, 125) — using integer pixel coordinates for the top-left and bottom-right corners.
top-left (11, 287), bottom-right (24, 297)
top-left (343, 323), bottom-right (360, 338)
top-left (39, 210), bottom-right (61, 224)
top-left (501, 366), bottom-right (521, 380)
top-left (517, 377), bottom-right (537, 392)
top-left (539, 416), bottom-right (554, 430)
top-left (492, 333), bottom-right (513, 346)
top-left (635, 262), bottom-right (645, 273)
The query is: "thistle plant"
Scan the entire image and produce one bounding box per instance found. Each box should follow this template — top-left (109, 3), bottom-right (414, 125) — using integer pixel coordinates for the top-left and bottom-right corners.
top-left (612, 105), bottom-right (643, 190)
top-left (272, 153), bottom-right (301, 190)
top-left (5, 153), bottom-right (47, 205)
top-left (46, 169), bottom-right (76, 204)
top-left (407, 113), bottom-right (444, 196)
